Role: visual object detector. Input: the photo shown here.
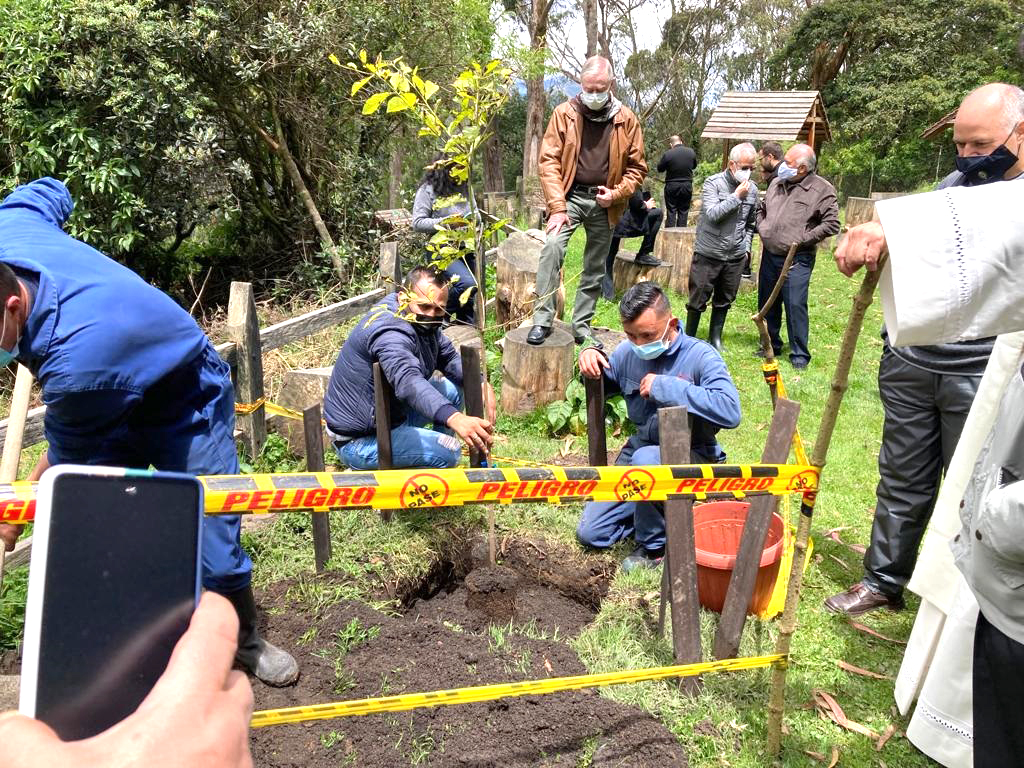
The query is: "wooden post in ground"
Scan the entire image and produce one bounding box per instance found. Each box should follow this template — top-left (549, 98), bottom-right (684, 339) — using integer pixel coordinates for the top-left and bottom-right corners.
top-left (658, 406), bottom-right (702, 695)
top-left (227, 281), bottom-right (266, 459)
top-left (712, 398), bottom-right (800, 660)
top-left (584, 376), bottom-right (607, 467)
top-left (766, 261), bottom-right (886, 759)
top-left (372, 362), bottom-right (395, 523)
top-left (460, 346), bottom-right (486, 469)
top-left (379, 241), bottom-right (401, 291)
top-left (0, 365), bottom-right (32, 590)
top-left (303, 403), bottom-right (332, 572)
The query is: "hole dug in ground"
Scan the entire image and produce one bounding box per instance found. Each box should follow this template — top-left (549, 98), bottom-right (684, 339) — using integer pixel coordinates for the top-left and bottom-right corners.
top-left (249, 535), bottom-right (689, 767)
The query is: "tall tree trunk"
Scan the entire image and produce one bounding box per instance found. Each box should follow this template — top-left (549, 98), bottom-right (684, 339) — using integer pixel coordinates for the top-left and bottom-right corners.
top-left (387, 136), bottom-right (404, 209)
top-left (483, 117), bottom-right (505, 194)
top-left (584, 0), bottom-right (599, 57)
top-left (521, 0), bottom-right (551, 182)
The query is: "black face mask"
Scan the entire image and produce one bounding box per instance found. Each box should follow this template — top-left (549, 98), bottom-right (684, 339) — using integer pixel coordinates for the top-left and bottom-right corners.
top-left (411, 313), bottom-right (442, 335)
top-left (955, 132), bottom-right (1019, 185)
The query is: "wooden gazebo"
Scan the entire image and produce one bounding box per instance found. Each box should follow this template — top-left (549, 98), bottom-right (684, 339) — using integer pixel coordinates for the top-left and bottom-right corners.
top-left (701, 90), bottom-right (831, 167)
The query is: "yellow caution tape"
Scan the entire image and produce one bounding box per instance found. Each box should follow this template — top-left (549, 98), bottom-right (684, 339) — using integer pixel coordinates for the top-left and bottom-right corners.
top-left (250, 653), bottom-right (786, 727)
top-left (0, 463), bottom-right (818, 523)
top-left (235, 398), bottom-right (309, 421)
top-left (761, 362), bottom-right (810, 467)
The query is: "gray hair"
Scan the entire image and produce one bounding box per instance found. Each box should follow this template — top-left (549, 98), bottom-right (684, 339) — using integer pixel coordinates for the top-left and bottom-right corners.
top-left (729, 142), bottom-right (757, 162)
top-left (1001, 84), bottom-right (1024, 131)
top-left (791, 143), bottom-right (817, 172)
top-left (580, 56), bottom-right (614, 83)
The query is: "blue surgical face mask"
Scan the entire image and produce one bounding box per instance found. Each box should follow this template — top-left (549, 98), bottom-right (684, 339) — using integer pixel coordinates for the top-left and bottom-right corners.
top-left (776, 162), bottom-right (798, 180)
top-left (631, 318), bottom-right (673, 360)
top-left (580, 90), bottom-right (610, 111)
top-left (0, 311), bottom-right (20, 367)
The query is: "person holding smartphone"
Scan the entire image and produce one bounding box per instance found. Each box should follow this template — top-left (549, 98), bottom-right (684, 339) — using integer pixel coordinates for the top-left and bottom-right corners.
top-left (0, 593), bottom-right (254, 768)
top-left (0, 178), bottom-right (298, 687)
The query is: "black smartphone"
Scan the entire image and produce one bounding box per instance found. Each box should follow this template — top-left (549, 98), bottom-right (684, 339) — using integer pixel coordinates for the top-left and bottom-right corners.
top-left (19, 466), bottom-right (202, 740)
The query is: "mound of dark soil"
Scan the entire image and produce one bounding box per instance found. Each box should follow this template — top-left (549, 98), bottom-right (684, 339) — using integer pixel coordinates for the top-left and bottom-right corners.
top-left (249, 537), bottom-right (687, 767)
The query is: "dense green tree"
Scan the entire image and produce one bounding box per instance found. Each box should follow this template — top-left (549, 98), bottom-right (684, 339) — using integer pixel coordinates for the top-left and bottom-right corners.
top-left (771, 0), bottom-right (1023, 195)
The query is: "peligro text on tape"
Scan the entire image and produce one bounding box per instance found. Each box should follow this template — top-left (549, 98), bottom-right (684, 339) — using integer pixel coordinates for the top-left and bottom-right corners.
top-left (250, 653), bottom-right (787, 727)
top-left (0, 464), bottom-right (818, 523)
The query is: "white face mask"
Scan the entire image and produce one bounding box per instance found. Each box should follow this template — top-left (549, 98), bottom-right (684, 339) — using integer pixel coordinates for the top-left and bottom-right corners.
top-left (580, 90), bottom-right (610, 111)
top-left (732, 168), bottom-right (751, 183)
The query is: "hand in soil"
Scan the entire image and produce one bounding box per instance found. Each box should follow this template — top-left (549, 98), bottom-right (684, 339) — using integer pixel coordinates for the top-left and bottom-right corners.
top-left (0, 593), bottom-right (254, 768)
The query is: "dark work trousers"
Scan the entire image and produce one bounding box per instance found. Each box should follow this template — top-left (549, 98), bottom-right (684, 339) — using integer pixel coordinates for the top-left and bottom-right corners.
top-left (663, 182), bottom-right (692, 227)
top-left (757, 249), bottom-right (815, 365)
top-left (973, 612), bottom-right (1024, 767)
top-left (861, 347), bottom-right (980, 597)
top-left (687, 252), bottom-right (745, 312)
top-left (604, 208), bottom-right (664, 280)
top-left (437, 252), bottom-right (477, 326)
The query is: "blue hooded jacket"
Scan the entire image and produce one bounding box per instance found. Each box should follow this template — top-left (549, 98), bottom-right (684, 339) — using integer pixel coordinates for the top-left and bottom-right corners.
top-left (0, 178), bottom-right (210, 462)
top-left (323, 293), bottom-right (463, 438)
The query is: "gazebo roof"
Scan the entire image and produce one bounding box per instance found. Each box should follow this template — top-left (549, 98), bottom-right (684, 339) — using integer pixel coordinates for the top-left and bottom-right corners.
top-left (701, 90), bottom-right (831, 143)
top-left (921, 108), bottom-right (957, 140)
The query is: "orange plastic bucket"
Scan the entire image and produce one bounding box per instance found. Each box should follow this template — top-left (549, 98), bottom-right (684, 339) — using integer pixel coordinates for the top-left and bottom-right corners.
top-left (693, 501), bottom-right (784, 615)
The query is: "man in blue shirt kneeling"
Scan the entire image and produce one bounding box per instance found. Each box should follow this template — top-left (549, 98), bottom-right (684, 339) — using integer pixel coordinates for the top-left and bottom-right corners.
top-left (577, 281), bottom-right (741, 571)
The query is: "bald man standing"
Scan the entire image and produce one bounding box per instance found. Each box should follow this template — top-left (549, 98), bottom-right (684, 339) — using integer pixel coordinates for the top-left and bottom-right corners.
top-left (528, 56), bottom-right (648, 348)
top-left (755, 143), bottom-right (839, 369)
top-left (826, 83), bottom-right (1024, 621)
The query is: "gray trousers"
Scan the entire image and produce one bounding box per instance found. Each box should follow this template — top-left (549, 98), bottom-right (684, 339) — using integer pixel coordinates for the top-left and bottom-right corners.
top-left (532, 191), bottom-right (614, 339)
top-left (862, 347), bottom-right (980, 596)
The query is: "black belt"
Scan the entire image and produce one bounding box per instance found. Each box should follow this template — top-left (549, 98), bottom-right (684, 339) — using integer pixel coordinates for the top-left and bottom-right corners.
top-left (571, 184), bottom-right (603, 195)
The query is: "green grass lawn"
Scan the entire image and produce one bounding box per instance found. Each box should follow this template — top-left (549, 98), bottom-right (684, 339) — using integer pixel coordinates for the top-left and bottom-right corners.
top-left (238, 227), bottom-right (934, 767)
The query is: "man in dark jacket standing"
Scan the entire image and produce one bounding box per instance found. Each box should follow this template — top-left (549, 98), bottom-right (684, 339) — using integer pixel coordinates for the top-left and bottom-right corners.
top-left (601, 186), bottom-right (663, 300)
top-left (323, 266), bottom-right (495, 469)
top-left (687, 143), bottom-right (758, 351)
top-left (756, 143), bottom-right (839, 369)
top-left (657, 135), bottom-right (697, 227)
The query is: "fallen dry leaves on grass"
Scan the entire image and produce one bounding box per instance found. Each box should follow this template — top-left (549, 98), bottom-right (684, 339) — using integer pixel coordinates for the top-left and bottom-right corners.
top-left (813, 689), bottom-right (880, 741)
top-left (825, 527), bottom-right (867, 555)
top-left (876, 723), bottom-right (900, 751)
top-left (837, 659), bottom-right (894, 681)
top-left (848, 620), bottom-right (907, 645)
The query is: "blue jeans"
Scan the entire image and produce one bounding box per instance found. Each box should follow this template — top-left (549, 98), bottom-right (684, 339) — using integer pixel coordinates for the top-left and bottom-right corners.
top-left (577, 444), bottom-right (667, 552)
top-left (337, 378), bottom-right (464, 469)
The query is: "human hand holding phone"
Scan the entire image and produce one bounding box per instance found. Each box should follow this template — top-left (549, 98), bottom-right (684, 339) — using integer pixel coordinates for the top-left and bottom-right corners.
top-left (0, 593), bottom-right (253, 768)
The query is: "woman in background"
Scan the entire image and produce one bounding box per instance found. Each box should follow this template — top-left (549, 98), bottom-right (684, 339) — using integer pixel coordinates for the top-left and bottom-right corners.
top-left (412, 161), bottom-right (477, 326)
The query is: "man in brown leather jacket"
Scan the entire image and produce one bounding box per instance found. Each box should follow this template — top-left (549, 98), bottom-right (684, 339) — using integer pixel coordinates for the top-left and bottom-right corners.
top-left (527, 56), bottom-right (648, 347)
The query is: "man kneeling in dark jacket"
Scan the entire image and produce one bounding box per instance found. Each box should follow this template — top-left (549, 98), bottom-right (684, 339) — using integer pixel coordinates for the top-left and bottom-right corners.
top-left (323, 265), bottom-right (496, 469)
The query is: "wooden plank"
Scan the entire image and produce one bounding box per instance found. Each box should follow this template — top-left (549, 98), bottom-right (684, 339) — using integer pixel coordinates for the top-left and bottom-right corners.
top-left (712, 398), bottom-right (800, 660)
top-left (659, 406), bottom-right (702, 695)
top-left (303, 403), bottom-right (332, 572)
top-left (258, 289), bottom-right (384, 353)
top-left (379, 242), bottom-right (401, 291)
top-left (227, 281), bottom-right (266, 458)
top-left (5, 535), bottom-right (31, 569)
top-left (372, 362), bottom-right (394, 522)
top-left (584, 376), bottom-right (607, 467)
top-left (460, 346), bottom-right (486, 468)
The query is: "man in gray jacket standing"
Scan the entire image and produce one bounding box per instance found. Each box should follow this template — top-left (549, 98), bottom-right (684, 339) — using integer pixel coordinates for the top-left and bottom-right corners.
top-left (686, 143), bottom-right (758, 351)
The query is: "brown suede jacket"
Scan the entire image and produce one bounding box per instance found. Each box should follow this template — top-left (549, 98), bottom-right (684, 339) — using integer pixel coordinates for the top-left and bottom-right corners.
top-left (538, 100), bottom-right (648, 228)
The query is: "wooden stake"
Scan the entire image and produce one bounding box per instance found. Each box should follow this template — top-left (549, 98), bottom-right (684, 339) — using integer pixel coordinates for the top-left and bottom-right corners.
top-left (584, 376), bottom-right (607, 467)
top-left (227, 281), bottom-right (266, 458)
top-left (712, 398), bottom-right (799, 660)
top-left (766, 260), bottom-right (886, 759)
top-left (752, 243), bottom-right (798, 362)
top-left (303, 403), bottom-right (332, 572)
top-left (658, 406), bottom-right (702, 695)
top-left (372, 362), bottom-right (394, 523)
top-left (0, 364), bottom-right (33, 590)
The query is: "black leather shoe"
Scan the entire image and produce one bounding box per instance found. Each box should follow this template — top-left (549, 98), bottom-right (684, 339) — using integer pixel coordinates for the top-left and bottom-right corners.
top-left (526, 325), bottom-right (551, 345)
top-left (824, 582), bottom-right (904, 616)
top-left (635, 254), bottom-right (662, 267)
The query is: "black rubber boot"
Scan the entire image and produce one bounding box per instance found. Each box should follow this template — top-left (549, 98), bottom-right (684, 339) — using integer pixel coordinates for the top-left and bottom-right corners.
top-left (225, 585), bottom-right (300, 687)
top-left (708, 307), bottom-right (728, 353)
top-left (685, 309), bottom-right (702, 337)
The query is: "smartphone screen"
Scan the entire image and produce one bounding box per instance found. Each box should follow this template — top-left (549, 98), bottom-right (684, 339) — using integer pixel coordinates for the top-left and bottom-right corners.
top-left (20, 468), bottom-right (202, 740)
